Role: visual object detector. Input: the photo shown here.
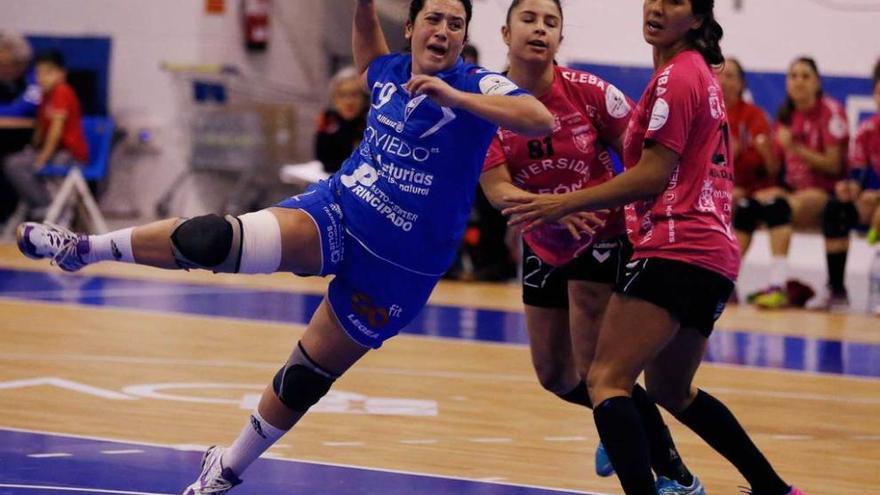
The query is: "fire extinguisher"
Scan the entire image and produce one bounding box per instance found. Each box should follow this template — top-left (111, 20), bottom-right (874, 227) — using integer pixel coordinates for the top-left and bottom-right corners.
top-left (242, 0), bottom-right (270, 52)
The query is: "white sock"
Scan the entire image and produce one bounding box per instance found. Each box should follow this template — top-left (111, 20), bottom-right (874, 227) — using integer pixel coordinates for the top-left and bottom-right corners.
top-left (769, 255), bottom-right (788, 287)
top-left (86, 228), bottom-right (135, 264)
top-left (221, 409), bottom-right (287, 476)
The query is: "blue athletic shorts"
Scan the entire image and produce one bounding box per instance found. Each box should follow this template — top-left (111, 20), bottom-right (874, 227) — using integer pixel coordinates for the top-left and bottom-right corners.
top-left (275, 181), bottom-right (439, 349)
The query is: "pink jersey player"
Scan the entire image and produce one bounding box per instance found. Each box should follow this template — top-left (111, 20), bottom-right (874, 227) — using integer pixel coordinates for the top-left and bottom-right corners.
top-left (622, 49), bottom-right (740, 280)
top-left (484, 65), bottom-right (631, 266)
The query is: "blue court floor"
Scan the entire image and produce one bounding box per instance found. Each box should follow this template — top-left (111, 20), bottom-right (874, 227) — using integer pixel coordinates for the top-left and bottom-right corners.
top-left (0, 428), bottom-right (595, 495)
top-left (0, 267), bottom-right (878, 378)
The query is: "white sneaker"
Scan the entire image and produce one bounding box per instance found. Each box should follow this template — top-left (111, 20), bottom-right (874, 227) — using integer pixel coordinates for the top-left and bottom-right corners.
top-left (181, 446), bottom-right (242, 495)
top-left (16, 222), bottom-right (90, 272)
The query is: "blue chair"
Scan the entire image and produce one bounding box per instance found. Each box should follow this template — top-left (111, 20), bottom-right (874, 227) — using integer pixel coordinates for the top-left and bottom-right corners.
top-left (36, 116), bottom-right (115, 232)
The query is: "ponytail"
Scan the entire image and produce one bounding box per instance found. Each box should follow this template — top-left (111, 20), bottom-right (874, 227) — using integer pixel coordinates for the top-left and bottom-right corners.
top-left (687, 0), bottom-right (724, 67)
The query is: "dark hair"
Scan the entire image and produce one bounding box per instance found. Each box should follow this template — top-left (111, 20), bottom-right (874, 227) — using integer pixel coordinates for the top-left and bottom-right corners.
top-left (409, 0), bottom-right (473, 34)
top-left (777, 57), bottom-right (822, 125)
top-left (873, 58), bottom-right (880, 87)
top-left (34, 49), bottom-right (65, 69)
top-left (686, 0), bottom-right (723, 67)
top-left (461, 44), bottom-right (479, 63)
top-left (505, 0), bottom-right (563, 26)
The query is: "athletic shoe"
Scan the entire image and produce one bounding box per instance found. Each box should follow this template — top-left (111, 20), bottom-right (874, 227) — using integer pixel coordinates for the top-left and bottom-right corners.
top-left (594, 442), bottom-right (615, 477)
top-left (16, 222), bottom-right (89, 272)
top-left (181, 446), bottom-right (242, 495)
top-left (785, 279), bottom-right (816, 308)
top-left (740, 486), bottom-right (804, 495)
top-left (752, 286), bottom-right (788, 309)
top-left (810, 286), bottom-right (849, 313)
top-left (656, 475), bottom-right (706, 495)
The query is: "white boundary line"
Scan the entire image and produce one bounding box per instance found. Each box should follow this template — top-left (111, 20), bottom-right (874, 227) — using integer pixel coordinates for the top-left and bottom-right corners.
top-left (0, 425), bottom-right (607, 495)
top-left (0, 485), bottom-right (170, 495)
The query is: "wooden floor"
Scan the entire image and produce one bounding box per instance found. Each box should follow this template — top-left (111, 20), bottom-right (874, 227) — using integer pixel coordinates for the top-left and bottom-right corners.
top-left (0, 243), bottom-right (878, 494)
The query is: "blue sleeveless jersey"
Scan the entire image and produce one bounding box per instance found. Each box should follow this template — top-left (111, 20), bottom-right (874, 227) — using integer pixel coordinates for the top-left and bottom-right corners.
top-left (329, 53), bottom-right (527, 275)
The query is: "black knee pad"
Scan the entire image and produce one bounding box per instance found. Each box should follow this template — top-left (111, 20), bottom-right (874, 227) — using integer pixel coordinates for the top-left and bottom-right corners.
top-left (272, 343), bottom-right (336, 412)
top-left (733, 197), bottom-right (763, 233)
top-left (762, 197), bottom-right (792, 228)
top-left (170, 214), bottom-right (242, 272)
top-left (822, 199), bottom-right (857, 239)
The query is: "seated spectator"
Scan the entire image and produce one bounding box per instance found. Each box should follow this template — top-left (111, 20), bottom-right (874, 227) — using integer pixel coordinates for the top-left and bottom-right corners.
top-left (0, 30), bottom-right (39, 120)
top-left (0, 31), bottom-right (40, 223)
top-left (3, 50), bottom-right (88, 220)
top-left (835, 60), bottom-right (880, 246)
top-left (314, 67), bottom-right (367, 174)
top-left (722, 59), bottom-right (780, 245)
top-left (748, 57), bottom-right (850, 311)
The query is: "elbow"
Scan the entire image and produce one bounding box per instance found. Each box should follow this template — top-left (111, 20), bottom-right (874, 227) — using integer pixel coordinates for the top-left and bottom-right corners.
top-left (644, 174), bottom-right (670, 197)
top-left (518, 107), bottom-right (555, 137)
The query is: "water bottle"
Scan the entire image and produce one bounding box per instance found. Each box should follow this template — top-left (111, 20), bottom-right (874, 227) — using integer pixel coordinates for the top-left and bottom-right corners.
top-left (870, 249), bottom-right (880, 316)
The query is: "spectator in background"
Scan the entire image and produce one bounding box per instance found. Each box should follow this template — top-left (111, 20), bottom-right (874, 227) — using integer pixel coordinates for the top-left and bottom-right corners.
top-left (835, 61), bottom-right (880, 246)
top-left (750, 57), bottom-right (849, 311)
top-left (720, 58), bottom-right (779, 299)
top-left (461, 43), bottom-right (479, 65)
top-left (456, 41), bottom-right (517, 281)
top-left (3, 50), bottom-right (88, 220)
top-left (0, 31), bottom-right (40, 223)
top-left (0, 31), bottom-right (39, 120)
top-left (314, 66), bottom-right (367, 174)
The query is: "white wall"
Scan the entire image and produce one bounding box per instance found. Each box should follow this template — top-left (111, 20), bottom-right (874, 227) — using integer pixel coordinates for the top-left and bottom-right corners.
top-left (1, 0), bottom-right (328, 217)
top-left (470, 0), bottom-right (880, 76)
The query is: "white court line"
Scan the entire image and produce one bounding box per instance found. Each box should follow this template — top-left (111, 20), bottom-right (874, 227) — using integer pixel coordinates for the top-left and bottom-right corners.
top-left (399, 439), bottom-right (439, 445)
top-left (478, 477), bottom-right (508, 482)
top-left (1, 426), bottom-right (607, 495)
top-left (545, 436), bottom-right (589, 442)
top-left (853, 435), bottom-right (880, 441)
top-left (469, 438), bottom-right (514, 444)
top-left (0, 484), bottom-right (170, 495)
top-left (322, 441), bottom-right (364, 447)
top-left (27, 453), bottom-right (72, 458)
top-left (1, 351), bottom-right (878, 405)
top-left (769, 435), bottom-right (813, 441)
top-left (100, 449), bottom-right (144, 455)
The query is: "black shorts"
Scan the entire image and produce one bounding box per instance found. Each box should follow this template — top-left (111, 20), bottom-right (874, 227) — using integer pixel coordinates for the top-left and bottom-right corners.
top-left (522, 236), bottom-right (633, 309)
top-left (615, 257), bottom-right (734, 337)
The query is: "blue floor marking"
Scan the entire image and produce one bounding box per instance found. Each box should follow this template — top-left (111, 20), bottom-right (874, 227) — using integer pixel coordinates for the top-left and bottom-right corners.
top-left (1, 268), bottom-right (878, 378)
top-left (0, 429), bottom-right (594, 495)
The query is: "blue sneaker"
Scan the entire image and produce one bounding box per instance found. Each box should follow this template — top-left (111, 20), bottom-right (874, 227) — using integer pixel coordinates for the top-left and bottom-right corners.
top-left (594, 442), bottom-right (615, 477)
top-left (16, 222), bottom-right (90, 272)
top-left (656, 475), bottom-right (706, 495)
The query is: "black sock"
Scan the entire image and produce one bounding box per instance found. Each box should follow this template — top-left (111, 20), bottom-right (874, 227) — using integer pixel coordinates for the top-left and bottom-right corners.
top-left (593, 397), bottom-right (656, 495)
top-left (826, 251), bottom-right (848, 293)
top-left (631, 385), bottom-right (693, 486)
top-left (675, 390), bottom-right (789, 495)
top-left (557, 379), bottom-right (592, 408)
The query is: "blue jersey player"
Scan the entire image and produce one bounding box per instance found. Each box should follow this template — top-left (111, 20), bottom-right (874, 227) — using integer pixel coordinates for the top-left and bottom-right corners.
top-left (15, 1), bottom-right (553, 493)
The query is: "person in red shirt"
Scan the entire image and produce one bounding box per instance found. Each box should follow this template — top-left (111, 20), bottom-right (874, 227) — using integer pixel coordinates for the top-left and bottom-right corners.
top-left (503, 1), bottom-right (802, 494)
top-left (720, 59), bottom-right (781, 267)
top-left (479, 0), bottom-right (698, 491)
top-left (747, 58), bottom-right (850, 310)
top-left (835, 62), bottom-right (880, 245)
top-left (2, 50), bottom-right (88, 220)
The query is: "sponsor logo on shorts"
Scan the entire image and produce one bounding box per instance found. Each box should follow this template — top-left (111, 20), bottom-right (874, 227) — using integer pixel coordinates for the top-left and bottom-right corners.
top-left (346, 292), bottom-right (404, 339)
